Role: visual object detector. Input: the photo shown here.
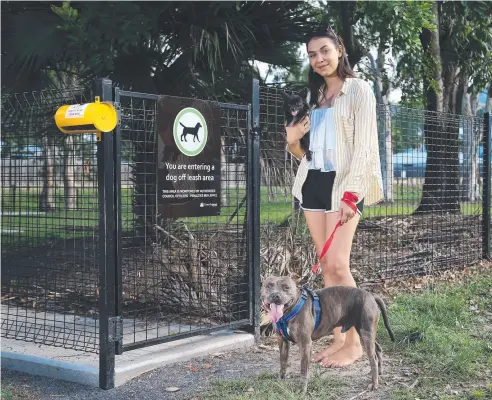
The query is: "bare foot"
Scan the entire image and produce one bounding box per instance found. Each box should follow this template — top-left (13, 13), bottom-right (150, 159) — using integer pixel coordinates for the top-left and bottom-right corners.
top-left (320, 341), bottom-right (363, 368)
top-left (311, 338), bottom-right (345, 362)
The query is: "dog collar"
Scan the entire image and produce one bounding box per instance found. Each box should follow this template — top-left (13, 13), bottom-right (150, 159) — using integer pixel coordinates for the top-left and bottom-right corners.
top-left (275, 288), bottom-right (322, 343)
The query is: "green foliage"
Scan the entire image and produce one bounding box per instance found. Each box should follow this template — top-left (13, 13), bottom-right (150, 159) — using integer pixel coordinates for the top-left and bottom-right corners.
top-left (439, 1), bottom-right (492, 94)
top-left (319, 1), bottom-right (491, 108)
top-left (3, 1), bottom-right (489, 105)
top-left (2, 1), bottom-right (323, 101)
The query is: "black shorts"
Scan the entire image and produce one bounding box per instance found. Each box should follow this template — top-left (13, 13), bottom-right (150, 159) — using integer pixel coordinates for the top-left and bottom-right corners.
top-left (300, 169), bottom-right (364, 215)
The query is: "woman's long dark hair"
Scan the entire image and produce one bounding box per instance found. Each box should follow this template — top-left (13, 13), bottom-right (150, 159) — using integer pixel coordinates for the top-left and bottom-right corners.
top-left (305, 27), bottom-right (355, 108)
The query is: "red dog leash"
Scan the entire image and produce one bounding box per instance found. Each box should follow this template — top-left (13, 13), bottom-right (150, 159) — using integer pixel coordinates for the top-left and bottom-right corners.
top-left (304, 192), bottom-right (358, 287)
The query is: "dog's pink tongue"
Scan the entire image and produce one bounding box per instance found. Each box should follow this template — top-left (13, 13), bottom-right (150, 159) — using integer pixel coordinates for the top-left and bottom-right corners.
top-left (268, 304), bottom-right (284, 323)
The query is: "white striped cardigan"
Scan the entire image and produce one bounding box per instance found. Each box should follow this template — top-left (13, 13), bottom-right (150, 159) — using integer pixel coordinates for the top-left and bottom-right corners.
top-left (289, 77), bottom-right (384, 210)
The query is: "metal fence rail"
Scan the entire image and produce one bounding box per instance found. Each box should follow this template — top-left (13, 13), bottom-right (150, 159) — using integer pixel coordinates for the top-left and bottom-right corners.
top-left (1, 87), bottom-right (100, 353)
top-left (258, 85), bottom-right (488, 285)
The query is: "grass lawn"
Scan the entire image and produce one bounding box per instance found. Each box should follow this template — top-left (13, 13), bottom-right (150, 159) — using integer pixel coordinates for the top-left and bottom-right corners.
top-left (198, 269), bottom-right (492, 399)
top-left (0, 388), bottom-right (13, 400)
top-left (1, 185), bottom-right (484, 244)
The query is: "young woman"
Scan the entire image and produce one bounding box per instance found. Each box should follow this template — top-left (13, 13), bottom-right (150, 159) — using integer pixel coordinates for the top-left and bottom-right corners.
top-left (285, 27), bottom-right (384, 368)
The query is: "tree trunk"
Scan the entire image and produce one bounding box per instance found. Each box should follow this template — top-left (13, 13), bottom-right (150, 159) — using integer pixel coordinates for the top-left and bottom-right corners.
top-left (460, 82), bottom-right (481, 201)
top-left (477, 84), bottom-right (491, 188)
top-left (442, 65), bottom-right (461, 212)
top-left (487, 84), bottom-right (492, 114)
top-left (415, 2), bottom-right (445, 214)
top-left (470, 92), bottom-right (480, 196)
top-left (63, 135), bottom-right (76, 210)
top-left (366, 43), bottom-right (393, 202)
top-left (338, 1), bottom-right (363, 68)
top-left (39, 136), bottom-right (56, 211)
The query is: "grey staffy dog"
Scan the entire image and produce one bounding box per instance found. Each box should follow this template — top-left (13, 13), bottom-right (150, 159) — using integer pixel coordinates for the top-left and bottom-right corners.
top-left (260, 275), bottom-right (395, 393)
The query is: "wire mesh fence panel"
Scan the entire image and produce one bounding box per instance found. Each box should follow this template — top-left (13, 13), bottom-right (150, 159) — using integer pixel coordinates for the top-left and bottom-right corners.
top-left (258, 86), bottom-right (314, 281)
top-left (118, 92), bottom-right (251, 350)
top-left (258, 85), bottom-right (486, 285)
top-left (359, 105), bottom-right (485, 281)
top-left (1, 88), bottom-right (100, 353)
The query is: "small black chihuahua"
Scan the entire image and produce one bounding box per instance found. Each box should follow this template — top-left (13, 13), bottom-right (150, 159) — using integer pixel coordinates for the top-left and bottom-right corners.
top-left (282, 88), bottom-right (312, 161)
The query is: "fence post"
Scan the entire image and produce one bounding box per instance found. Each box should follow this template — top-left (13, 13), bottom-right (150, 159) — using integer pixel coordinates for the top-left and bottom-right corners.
top-left (483, 112), bottom-right (491, 260)
top-left (113, 87), bottom-right (123, 356)
top-left (95, 77), bottom-right (118, 389)
top-left (247, 78), bottom-right (261, 342)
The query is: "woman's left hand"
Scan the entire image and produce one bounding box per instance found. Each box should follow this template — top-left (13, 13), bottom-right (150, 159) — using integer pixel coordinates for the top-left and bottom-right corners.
top-left (339, 201), bottom-right (355, 225)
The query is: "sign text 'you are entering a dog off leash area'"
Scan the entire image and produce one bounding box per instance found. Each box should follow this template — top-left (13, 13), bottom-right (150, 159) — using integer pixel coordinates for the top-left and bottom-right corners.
top-left (157, 95), bottom-right (221, 218)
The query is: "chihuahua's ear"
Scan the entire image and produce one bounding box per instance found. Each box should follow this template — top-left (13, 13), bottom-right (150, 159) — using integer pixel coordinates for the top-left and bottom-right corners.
top-left (281, 90), bottom-right (291, 102)
top-left (298, 87), bottom-right (311, 105)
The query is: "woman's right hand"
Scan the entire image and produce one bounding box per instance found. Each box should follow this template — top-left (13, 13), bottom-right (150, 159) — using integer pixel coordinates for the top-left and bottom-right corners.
top-left (285, 115), bottom-right (310, 144)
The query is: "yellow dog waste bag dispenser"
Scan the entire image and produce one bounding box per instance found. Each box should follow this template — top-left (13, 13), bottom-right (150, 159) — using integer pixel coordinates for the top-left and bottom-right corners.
top-left (54, 96), bottom-right (117, 140)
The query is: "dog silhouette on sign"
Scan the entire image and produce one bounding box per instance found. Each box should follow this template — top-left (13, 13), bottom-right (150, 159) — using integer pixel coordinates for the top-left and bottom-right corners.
top-left (180, 122), bottom-right (202, 143)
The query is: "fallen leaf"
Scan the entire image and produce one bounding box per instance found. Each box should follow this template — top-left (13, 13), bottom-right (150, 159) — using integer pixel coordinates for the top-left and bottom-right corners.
top-left (165, 387), bottom-right (180, 392)
top-left (203, 363), bottom-right (212, 369)
top-left (187, 364), bottom-right (198, 373)
top-left (246, 387), bottom-right (254, 393)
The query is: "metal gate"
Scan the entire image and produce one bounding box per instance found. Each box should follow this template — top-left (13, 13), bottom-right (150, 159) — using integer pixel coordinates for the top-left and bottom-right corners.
top-left (96, 79), bottom-right (261, 388)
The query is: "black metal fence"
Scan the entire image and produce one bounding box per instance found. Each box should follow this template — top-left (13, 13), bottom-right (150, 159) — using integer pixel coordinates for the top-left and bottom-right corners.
top-left (258, 85), bottom-right (491, 285)
top-left (1, 78), bottom-right (490, 389)
top-left (1, 86), bottom-right (100, 353)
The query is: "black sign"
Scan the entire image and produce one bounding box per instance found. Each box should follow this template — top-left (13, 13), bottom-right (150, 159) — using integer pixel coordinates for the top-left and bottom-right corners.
top-left (157, 96), bottom-right (221, 218)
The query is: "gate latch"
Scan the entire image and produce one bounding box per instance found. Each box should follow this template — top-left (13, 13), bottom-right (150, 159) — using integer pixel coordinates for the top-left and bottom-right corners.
top-left (108, 316), bottom-right (123, 342)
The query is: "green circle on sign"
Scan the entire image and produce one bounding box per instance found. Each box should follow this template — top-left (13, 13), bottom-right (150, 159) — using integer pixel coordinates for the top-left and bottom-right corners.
top-left (173, 107), bottom-right (208, 157)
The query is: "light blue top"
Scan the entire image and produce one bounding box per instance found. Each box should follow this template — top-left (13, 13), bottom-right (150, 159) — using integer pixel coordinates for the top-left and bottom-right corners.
top-left (307, 107), bottom-right (337, 172)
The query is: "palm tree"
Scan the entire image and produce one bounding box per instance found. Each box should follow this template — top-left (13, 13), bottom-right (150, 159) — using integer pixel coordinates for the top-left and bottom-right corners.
top-left (2, 0), bottom-right (322, 223)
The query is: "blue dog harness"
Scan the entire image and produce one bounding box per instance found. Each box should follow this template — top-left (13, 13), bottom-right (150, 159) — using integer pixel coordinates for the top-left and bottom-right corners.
top-left (275, 288), bottom-right (322, 343)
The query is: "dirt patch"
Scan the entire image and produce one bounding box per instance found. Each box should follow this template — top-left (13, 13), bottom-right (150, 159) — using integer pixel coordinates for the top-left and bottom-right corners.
top-left (0, 335), bottom-right (477, 400)
top-left (262, 212), bottom-right (484, 283)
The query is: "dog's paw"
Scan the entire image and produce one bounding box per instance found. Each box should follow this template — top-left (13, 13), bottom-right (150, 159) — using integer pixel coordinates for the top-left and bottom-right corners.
top-left (367, 382), bottom-right (378, 391)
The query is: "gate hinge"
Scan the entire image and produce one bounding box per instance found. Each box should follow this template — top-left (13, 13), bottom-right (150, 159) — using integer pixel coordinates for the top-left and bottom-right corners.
top-left (108, 316), bottom-right (123, 342)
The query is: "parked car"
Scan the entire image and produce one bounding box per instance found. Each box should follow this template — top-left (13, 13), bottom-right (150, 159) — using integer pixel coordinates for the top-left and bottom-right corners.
top-left (8, 145), bottom-right (43, 159)
top-left (392, 148), bottom-right (427, 178)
